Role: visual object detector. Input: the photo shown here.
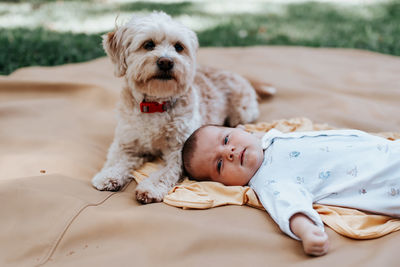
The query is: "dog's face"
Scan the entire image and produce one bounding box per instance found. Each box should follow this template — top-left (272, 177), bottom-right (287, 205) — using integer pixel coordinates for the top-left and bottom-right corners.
top-left (103, 12), bottom-right (199, 98)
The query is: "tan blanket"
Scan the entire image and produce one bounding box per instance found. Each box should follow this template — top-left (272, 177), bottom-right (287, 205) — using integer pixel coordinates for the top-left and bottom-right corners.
top-left (1, 47), bottom-right (400, 266)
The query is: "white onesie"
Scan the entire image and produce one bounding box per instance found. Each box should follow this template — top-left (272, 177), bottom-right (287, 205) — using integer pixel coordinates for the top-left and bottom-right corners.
top-left (248, 129), bottom-right (400, 240)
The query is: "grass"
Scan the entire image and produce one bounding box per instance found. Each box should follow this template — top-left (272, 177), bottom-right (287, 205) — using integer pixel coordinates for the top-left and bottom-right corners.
top-left (0, 28), bottom-right (104, 75)
top-left (0, 0), bottom-right (399, 75)
top-left (198, 1), bottom-right (400, 55)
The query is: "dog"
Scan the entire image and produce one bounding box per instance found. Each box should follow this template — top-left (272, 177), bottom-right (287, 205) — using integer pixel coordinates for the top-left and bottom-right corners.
top-left (91, 11), bottom-right (275, 203)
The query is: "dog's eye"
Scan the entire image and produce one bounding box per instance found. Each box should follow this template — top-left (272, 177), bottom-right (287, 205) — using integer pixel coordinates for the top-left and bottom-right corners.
top-left (174, 43), bottom-right (184, 53)
top-left (143, 40), bottom-right (155, 51)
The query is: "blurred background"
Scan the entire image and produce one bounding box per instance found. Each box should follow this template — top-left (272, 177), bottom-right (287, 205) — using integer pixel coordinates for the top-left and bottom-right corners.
top-left (0, 0), bottom-right (399, 75)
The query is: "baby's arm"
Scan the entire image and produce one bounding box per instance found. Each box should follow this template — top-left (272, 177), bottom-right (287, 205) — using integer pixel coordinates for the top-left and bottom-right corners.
top-left (290, 213), bottom-right (329, 256)
top-left (250, 176), bottom-right (328, 256)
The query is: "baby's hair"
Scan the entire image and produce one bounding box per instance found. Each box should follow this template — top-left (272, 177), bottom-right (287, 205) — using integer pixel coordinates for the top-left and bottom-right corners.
top-left (182, 124), bottom-right (224, 180)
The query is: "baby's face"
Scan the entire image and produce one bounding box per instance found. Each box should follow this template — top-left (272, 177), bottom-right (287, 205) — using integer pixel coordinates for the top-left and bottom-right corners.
top-left (190, 126), bottom-right (264, 186)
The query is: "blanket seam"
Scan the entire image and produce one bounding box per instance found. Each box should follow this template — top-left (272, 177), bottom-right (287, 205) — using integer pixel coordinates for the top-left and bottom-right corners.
top-left (36, 191), bottom-right (117, 266)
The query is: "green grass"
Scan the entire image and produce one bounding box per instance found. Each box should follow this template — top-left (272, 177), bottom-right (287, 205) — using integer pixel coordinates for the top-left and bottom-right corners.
top-left (0, 28), bottom-right (104, 75)
top-left (198, 1), bottom-right (400, 56)
top-left (1, 0), bottom-right (400, 75)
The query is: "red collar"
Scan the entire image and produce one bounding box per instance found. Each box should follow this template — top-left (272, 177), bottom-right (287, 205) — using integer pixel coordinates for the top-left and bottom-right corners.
top-left (140, 100), bottom-right (172, 113)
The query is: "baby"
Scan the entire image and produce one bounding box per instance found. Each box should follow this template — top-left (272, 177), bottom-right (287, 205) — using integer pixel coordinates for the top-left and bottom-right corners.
top-left (182, 125), bottom-right (400, 256)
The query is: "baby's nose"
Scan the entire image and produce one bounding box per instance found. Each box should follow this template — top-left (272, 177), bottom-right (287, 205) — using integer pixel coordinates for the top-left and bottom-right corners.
top-left (225, 147), bottom-right (235, 161)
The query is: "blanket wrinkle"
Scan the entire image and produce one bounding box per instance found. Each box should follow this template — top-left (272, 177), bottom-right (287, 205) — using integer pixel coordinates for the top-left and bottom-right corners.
top-left (133, 118), bottom-right (400, 239)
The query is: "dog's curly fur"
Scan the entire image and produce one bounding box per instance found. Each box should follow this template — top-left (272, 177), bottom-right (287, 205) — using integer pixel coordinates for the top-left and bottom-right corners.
top-left (92, 12), bottom-right (274, 203)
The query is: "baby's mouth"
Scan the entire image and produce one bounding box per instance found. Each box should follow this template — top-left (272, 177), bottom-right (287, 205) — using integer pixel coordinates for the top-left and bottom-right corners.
top-left (240, 148), bottom-right (246, 165)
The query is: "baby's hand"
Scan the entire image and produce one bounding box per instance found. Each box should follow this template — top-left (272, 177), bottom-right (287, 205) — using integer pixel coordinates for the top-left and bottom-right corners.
top-left (301, 227), bottom-right (329, 256)
top-left (290, 213), bottom-right (329, 256)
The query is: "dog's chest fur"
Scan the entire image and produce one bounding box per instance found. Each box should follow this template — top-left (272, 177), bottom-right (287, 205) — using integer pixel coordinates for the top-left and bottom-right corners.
top-left (118, 111), bottom-right (174, 153)
top-left (116, 88), bottom-right (201, 156)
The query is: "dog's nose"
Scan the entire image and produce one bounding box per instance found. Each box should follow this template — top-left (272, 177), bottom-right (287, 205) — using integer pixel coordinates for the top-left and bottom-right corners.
top-left (157, 57), bottom-right (174, 71)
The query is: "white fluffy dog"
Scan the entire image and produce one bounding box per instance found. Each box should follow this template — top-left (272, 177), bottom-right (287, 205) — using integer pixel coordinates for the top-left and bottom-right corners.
top-left (92, 12), bottom-right (274, 203)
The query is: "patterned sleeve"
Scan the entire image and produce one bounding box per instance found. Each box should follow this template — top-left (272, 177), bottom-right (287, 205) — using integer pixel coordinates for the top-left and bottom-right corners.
top-left (250, 179), bottom-right (324, 240)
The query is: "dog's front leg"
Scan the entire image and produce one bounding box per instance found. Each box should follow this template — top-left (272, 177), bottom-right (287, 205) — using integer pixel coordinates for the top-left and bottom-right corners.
top-left (135, 149), bottom-right (182, 204)
top-left (92, 140), bottom-right (145, 191)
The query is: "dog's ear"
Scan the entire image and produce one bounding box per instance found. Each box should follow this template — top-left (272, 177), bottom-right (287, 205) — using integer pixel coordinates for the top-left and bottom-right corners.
top-left (102, 30), bottom-right (127, 77)
top-left (188, 29), bottom-right (199, 52)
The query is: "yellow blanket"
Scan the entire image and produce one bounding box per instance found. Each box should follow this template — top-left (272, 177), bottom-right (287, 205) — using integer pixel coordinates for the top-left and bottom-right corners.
top-left (133, 118), bottom-right (400, 239)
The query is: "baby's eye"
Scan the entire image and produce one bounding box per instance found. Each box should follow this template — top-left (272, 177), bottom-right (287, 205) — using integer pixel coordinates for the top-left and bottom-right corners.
top-left (223, 135), bottom-right (229, 145)
top-left (217, 159), bottom-right (222, 173)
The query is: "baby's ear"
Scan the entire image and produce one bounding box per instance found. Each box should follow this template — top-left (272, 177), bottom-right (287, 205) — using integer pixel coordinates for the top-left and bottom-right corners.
top-left (102, 29), bottom-right (128, 77)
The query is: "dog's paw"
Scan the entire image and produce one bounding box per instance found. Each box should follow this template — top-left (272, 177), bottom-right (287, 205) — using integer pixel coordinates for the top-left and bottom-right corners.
top-left (91, 167), bottom-right (130, 191)
top-left (134, 180), bottom-right (166, 204)
top-left (135, 190), bottom-right (162, 204)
